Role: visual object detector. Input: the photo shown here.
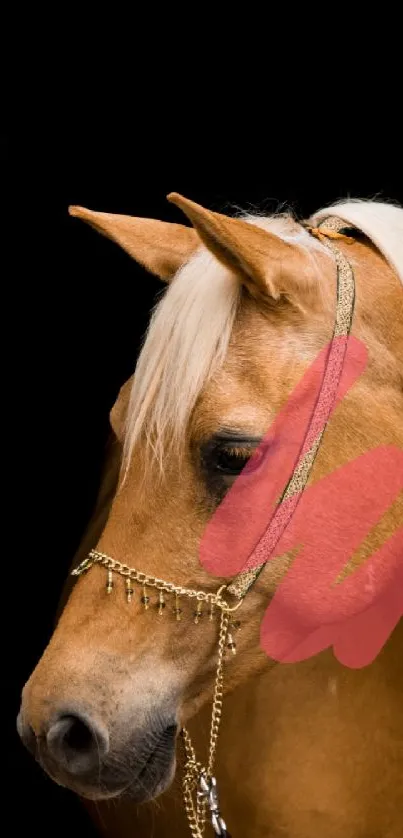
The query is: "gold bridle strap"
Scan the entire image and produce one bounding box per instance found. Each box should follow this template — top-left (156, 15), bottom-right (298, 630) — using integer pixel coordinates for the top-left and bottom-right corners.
top-left (227, 217), bottom-right (356, 600)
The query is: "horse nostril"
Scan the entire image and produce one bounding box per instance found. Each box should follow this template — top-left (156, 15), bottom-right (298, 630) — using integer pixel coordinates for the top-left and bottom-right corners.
top-left (63, 716), bottom-right (94, 752)
top-left (46, 713), bottom-right (109, 776)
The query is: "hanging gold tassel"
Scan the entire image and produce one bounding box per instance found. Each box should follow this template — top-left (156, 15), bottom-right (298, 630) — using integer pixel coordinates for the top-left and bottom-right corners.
top-left (226, 631), bottom-right (237, 655)
top-left (194, 601), bottom-right (203, 625)
top-left (226, 619), bottom-right (241, 655)
top-left (141, 585), bottom-right (150, 610)
top-left (173, 593), bottom-right (182, 621)
top-left (209, 600), bottom-right (215, 622)
top-left (158, 590), bottom-right (166, 616)
top-left (125, 578), bottom-right (134, 603)
top-left (106, 569), bottom-right (113, 595)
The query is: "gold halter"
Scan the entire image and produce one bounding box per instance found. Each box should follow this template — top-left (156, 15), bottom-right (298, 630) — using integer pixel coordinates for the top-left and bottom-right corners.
top-left (72, 217), bottom-right (357, 838)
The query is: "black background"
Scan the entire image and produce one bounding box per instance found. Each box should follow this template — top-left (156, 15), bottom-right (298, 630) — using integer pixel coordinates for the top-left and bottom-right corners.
top-left (4, 102), bottom-right (402, 837)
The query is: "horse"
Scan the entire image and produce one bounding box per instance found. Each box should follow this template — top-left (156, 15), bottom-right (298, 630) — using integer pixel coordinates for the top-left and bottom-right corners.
top-left (17, 194), bottom-right (403, 838)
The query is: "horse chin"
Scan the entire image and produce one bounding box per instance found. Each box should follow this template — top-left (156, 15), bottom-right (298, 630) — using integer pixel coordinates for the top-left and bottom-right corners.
top-left (124, 754), bottom-right (177, 802)
top-left (65, 752), bottom-right (177, 804)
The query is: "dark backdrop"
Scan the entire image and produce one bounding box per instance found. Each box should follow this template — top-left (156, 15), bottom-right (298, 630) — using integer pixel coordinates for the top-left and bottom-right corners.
top-left (5, 117), bottom-right (402, 837)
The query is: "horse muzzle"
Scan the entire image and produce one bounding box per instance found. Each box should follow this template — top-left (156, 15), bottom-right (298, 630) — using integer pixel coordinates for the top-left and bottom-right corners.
top-left (17, 702), bottom-right (178, 801)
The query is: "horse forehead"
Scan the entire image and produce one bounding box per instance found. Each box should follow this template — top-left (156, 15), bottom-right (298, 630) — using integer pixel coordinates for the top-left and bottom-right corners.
top-left (191, 339), bottom-right (309, 438)
top-left (208, 307), bottom-right (321, 385)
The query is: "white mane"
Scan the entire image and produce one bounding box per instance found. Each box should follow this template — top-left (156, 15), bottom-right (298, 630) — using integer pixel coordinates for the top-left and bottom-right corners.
top-left (123, 200), bottom-right (403, 469)
top-left (311, 200), bottom-right (403, 285)
top-left (123, 247), bottom-right (241, 470)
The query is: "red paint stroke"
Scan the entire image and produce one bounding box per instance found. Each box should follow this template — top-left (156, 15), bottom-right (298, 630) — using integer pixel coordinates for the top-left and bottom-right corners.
top-left (200, 336), bottom-right (403, 668)
top-left (259, 448), bottom-right (403, 668)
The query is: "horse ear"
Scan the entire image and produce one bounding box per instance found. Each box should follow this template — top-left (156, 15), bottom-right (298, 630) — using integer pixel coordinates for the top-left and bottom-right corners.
top-left (68, 206), bottom-right (199, 282)
top-left (167, 193), bottom-right (314, 301)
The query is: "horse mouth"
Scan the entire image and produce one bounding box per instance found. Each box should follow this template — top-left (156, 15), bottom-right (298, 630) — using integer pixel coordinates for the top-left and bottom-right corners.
top-left (122, 723), bottom-right (178, 801)
top-left (72, 723), bottom-right (178, 803)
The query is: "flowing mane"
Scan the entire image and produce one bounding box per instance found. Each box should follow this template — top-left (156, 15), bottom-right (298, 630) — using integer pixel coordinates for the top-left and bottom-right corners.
top-left (123, 200), bottom-right (403, 469)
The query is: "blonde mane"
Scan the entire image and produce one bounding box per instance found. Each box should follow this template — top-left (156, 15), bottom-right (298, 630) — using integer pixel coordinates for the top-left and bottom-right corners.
top-left (311, 199), bottom-right (403, 285)
top-left (123, 247), bottom-right (240, 471)
top-left (123, 200), bottom-right (403, 469)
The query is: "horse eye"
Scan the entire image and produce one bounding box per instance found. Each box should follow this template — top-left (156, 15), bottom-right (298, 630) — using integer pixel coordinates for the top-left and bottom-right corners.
top-left (203, 442), bottom-right (255, 476)
top-left (213, 447), bottom-right (252, 474)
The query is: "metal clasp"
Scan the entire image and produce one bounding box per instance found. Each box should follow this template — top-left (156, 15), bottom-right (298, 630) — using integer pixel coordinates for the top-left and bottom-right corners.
top-left (216, 585), bottom-right (243, 614)
top-left (197, 772), bottom-right (230, 836)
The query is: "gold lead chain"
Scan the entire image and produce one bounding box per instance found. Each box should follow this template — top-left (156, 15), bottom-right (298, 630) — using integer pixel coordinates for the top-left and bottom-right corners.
top-left (181, 610), bottom-right (230, 837)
